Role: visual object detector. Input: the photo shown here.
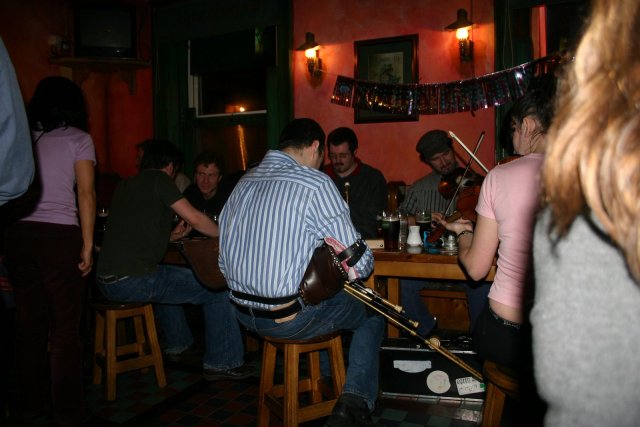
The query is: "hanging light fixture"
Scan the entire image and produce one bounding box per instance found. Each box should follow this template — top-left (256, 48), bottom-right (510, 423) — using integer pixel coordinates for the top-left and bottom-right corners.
top-left (296, 32), bottom-right (322, 78)
top-left (445, 9), bottom-right (474, 62)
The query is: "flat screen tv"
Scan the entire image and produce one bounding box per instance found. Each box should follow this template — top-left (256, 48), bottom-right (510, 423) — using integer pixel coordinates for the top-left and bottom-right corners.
top-left (74, 5), bottom-right (136, 59)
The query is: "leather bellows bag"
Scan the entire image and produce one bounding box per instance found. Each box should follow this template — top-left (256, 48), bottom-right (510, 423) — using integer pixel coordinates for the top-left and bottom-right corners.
top-left (298, 239), bottom-right (366, 305)
top-left (176, 237), bottom-right (228, 290)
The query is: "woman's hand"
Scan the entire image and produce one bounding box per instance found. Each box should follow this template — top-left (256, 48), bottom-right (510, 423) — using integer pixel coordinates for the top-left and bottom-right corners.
top-left (432, 212), bottom-right (474, 236)
top-left (78, 245), bottom-right (93, 277)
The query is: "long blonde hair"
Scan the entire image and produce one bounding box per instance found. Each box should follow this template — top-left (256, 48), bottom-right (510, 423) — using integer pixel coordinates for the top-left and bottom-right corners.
top-left (542, 0), bottom-right (640, 281)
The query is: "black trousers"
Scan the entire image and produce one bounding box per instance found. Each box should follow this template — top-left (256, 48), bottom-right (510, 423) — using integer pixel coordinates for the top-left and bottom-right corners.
top-left (5, 221), bottom-right (88, 426)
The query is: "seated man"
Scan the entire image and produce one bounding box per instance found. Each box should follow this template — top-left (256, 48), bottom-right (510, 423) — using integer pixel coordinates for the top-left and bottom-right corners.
top-left (183, 151), bottom-right (230, 218)
top-left (219, 118), bottom-right (385, 427)
top-left (399, 130), bottom-right (490, 335)
top-left (96, 139), bottom-right (252, 381)
top-left (323, 127), bottom-right (387, 238)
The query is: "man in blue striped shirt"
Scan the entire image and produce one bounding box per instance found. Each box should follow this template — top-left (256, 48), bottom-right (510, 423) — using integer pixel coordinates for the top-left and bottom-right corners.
top-left (219, 118), bottom-right (384, 427)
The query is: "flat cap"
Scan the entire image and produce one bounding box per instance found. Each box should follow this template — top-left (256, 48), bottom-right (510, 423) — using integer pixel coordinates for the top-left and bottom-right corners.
top-left (416, 130), bottom-right (452, 159)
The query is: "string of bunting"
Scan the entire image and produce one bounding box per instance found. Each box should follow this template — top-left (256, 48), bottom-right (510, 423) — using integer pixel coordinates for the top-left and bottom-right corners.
top-left (330, 55), bottom-right (562, 116)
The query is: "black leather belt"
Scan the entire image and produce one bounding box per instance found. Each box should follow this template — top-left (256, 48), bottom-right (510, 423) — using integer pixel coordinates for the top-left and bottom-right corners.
top-left (232, 299), bottom-right (302, 320)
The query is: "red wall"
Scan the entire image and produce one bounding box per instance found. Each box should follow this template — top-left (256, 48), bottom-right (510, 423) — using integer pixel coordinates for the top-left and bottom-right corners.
top-left (0, 0), bottom-right (152, 178)
top-left (2, 0), bottom-right (496, 186)
top-left (292, 0), bottom-right (496, 185)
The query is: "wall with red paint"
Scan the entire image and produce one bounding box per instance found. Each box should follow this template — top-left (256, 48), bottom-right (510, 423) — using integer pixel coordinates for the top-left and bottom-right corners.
top-left (292, 0), bottom-right (495, 185)
top-left (0, 0), bottom-right (152, 179)
top-left (2, 0), bottom-right (495, 186)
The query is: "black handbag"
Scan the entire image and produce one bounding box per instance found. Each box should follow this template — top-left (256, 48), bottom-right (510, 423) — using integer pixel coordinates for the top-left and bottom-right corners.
top-left (298, 239), bottom-right (367, 305)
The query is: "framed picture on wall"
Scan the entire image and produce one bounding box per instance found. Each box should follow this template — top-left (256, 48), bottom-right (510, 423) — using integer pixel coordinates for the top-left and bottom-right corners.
top-left (354, 34), bottom-right (419, 123)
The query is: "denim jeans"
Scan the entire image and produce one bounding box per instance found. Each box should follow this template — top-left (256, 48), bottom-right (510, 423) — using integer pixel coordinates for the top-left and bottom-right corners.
top-left (98, 264), bottom-right (244, 370)
top-left (235, 291), bottom-right (384, 411)
top-left (400, 279), bottom-right (491, 335)
top-left (154, 304), bottom-right (193, 354)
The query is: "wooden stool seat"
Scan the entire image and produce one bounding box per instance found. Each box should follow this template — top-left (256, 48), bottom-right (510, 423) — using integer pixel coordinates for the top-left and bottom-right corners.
top-left (258, 332), bottom-right (346, 427)
top-left (92, 300), bottom-right (167, 401)
top-left (482, 360), bottom-right (519, 427)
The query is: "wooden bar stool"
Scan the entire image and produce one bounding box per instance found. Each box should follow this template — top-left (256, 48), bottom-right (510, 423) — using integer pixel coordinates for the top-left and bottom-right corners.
top-left (258, 332), bottom-right (346, 427)
top-left (482, 360), bottom-right (519, 427)
top-left (92, 300), bottom-right (167, 401)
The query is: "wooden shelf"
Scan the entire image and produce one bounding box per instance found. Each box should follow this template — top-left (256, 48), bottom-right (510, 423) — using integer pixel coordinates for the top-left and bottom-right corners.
top-left (49, 57), bottom-right (150, 94)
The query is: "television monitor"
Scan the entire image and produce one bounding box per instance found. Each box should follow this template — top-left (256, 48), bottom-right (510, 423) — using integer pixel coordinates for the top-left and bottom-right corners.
top-left (74, 5), bottom-right (136, 59)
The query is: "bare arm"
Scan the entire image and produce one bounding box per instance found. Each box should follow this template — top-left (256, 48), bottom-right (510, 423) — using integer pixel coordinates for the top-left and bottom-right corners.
top-left (435, 212), bottom-right (498, 281)
top-left (75, 159), bottom-right (96, 276)
top-left (170, 197), bottom-right (218, 238)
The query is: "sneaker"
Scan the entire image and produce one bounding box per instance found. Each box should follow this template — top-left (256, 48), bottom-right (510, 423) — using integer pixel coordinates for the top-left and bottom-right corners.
top-left (203, 363), bottom-right (255, 381)
top-left (324, 393), bottom-right (381, 427)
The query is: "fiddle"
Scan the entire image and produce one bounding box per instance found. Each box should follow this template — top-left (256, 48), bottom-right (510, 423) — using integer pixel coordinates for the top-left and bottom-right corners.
top-left (428, 174), bottom-right (482, 243)
top-left (437, 167), bottom-right (484, 200)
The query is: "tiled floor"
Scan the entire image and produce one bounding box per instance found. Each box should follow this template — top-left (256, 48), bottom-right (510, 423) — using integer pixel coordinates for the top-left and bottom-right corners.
top-left (84, 363), bottom-right (483, 427)
top-left (79, 340), bottom-right (484, 427)
top-left (2, 340), bottom-right (485, 427)
top-left (1, 300), bottom-right (488, 427)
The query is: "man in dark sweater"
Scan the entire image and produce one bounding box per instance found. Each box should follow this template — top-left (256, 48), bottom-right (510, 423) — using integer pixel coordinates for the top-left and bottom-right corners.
top-left (323, 127), bottom-right (387, 238)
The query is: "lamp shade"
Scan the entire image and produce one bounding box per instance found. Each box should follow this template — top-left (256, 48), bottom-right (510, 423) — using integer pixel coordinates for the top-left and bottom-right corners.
top-left (296, 32), bottom-right (319, 51)
top-left (445, 9), bottom-right (473, 31)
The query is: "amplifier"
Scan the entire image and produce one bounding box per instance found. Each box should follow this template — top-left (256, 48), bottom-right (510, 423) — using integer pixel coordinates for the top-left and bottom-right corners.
top-left (379, 335), bottom-right (485, 402)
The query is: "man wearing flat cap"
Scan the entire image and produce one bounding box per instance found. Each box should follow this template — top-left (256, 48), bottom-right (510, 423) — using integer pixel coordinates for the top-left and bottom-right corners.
top-left (399, 130), bottom-right (489, 336)
top-left (399, 130), bottom-right (458, 215)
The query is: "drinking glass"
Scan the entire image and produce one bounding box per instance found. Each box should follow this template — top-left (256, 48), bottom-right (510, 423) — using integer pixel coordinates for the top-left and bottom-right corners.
top-left (415, 211), bottom-right (432, 242)
top-left (381, 212), bottom-right (400, 251)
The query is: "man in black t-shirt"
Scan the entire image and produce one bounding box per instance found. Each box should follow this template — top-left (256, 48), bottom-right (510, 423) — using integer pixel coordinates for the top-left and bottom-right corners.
top-left (97, 140), bottom-right (252, 381)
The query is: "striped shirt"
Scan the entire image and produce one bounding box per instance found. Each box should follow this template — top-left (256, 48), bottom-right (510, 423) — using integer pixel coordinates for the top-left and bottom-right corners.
top-left (218, 150), bottom-right (374, 309)
top-left (400, 172), bottom-right (452, 215)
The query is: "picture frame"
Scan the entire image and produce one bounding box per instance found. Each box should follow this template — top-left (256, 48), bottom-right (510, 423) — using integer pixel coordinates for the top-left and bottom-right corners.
top-left (354, 34), bottom-right (419, 123)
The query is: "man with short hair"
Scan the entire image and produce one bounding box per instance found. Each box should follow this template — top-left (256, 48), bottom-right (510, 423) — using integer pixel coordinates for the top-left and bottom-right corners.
top-left (399, 130), bottom-right (458, 215)
top-left (183, 151), bottom-right (228, 216)
top-left (136, 139), bottom-right (191, 191)
top-left (324, 127), bottom-right (387, 238)
top-left (219, 118), bottom-right (384, 427)
top-left (97, 139), bottom-right (252, 381)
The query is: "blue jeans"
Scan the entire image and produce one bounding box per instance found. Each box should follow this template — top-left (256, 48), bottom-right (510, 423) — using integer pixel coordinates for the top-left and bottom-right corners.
top-left (98, 264), bottom-right (244, 370)
top-left (154, 304), bottom-right (193, 354)
top-left (400, 279), bottom-right (490, 334)
top-left (235, 291), bottom-right (384, 411)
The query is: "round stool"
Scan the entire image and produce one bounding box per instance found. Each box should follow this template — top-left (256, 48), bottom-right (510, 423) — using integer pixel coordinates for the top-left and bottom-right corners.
top-left (482, 360), bottom-right (519, 427)
top-left (258, 332), bottom-right (346, 427)
top-left (92, 300), bottom-right (167, 401)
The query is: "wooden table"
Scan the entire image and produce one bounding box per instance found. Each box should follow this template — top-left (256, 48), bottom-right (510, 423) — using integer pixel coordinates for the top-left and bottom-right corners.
top-left (163, 241), bottom-right (496, 336)
top-left (364, 249), bottom-right (496, 337)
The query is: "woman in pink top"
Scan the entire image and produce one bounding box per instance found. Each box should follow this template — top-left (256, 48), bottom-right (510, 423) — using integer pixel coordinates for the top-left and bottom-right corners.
top-left (434, 74), bottom-right (555, 367)
top-left (5, 76), bottom-right (95, 426)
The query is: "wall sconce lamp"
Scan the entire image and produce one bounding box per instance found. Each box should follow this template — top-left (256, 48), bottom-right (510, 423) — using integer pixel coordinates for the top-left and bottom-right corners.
top-left (445, 9), bottom-right (474, 62)
top-left (296, 32), bottom-right (322, 78)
